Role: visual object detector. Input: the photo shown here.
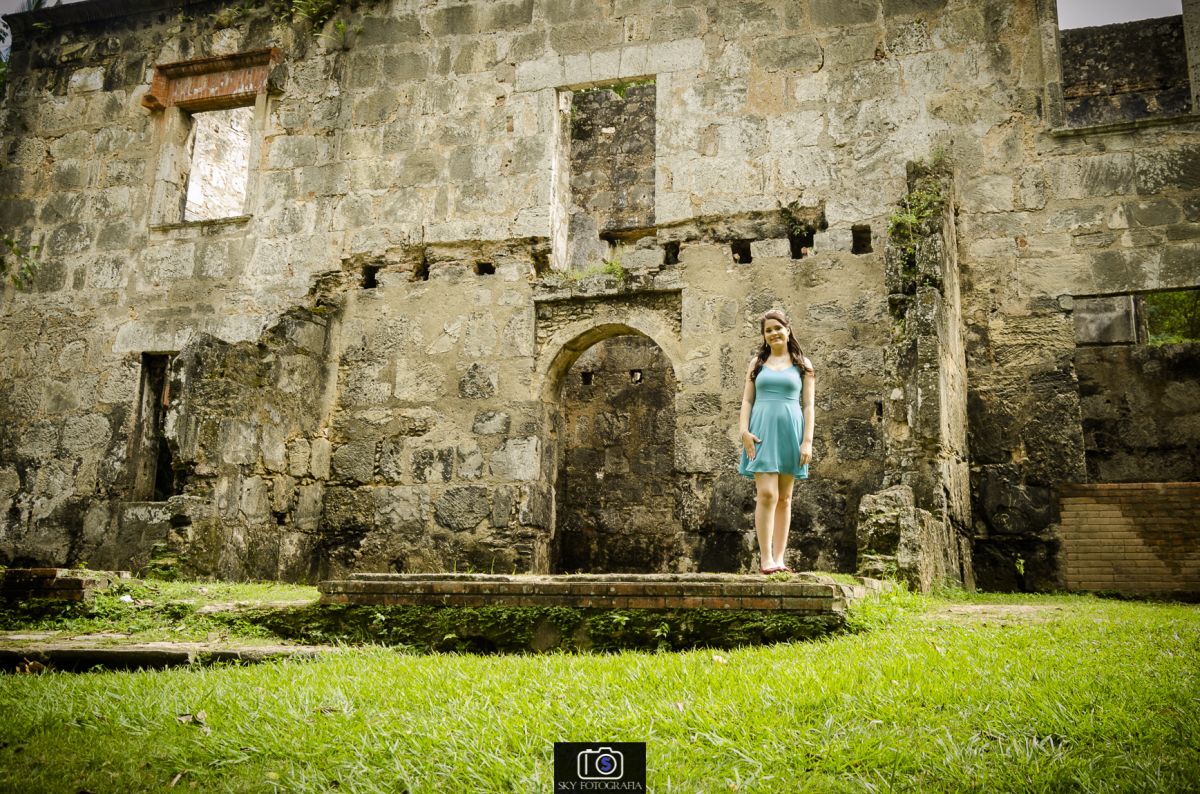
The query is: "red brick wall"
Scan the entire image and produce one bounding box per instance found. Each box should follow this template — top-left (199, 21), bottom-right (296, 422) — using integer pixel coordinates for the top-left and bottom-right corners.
top-left (1059, 483), bottom-right (1200, 595)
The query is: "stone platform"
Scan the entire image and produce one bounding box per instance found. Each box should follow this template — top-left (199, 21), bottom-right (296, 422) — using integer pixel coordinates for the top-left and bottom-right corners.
top-left (319, 572), bottom-right (887, 614)
top-left (0, 568), bottom-right (132, 603)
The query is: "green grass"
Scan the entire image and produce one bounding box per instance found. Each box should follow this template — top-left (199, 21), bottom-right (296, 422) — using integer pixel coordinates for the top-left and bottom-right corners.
top-left (2, 590), bottom-right (1198, 792)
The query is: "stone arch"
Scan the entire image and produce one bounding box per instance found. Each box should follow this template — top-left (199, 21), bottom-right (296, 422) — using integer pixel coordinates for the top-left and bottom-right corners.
top-left (537, 319), bottom-right (691, 573)
top-left (536, 318), bottom-right (683, 405)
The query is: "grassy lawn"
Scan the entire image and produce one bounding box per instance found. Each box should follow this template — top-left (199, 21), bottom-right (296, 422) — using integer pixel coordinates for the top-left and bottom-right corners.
top-left (1, 589), bottom-right (1198, 792)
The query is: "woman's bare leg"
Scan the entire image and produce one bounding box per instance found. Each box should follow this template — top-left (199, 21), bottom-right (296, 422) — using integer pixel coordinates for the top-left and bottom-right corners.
top-left (771, 474), bottom-right (795, 569)
top-left (753, 473), bottom-right (780, 570)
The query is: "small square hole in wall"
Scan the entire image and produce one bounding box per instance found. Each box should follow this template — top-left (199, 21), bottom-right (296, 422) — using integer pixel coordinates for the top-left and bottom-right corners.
top-left (731, 240), bottom-right (753, 264)
top-left (361, 265), bottom-right (380, 289)
top-left (788, 227), bottom-right (815, 259)
top-left (581, 371), bottom-right (594, 385)
top-left (412, 254), bottom-right (430, 281)
top-left (474, 261), bottom-right (495, 275)
top-left (630, 369), bottom-right (643, 384)
top-left (663, 241), bottom-right (680, 266)
top-left (852, 225), bottom-right (873, 255)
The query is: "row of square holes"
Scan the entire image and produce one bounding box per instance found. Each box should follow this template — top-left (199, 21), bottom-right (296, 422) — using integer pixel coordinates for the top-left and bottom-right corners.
top-left (358, 226), bottom-right (871, 288)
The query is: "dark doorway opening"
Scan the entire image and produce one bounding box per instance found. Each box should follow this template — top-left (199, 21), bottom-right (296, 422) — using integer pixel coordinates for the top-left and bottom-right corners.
top-left (552, 335), bottom-right (682, 573)
top-left (131, 353), bottom-right (178, 501)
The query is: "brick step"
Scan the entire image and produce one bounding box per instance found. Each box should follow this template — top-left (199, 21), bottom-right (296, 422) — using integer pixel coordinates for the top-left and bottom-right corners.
top-left (319, 573), bottom-right (886, 615)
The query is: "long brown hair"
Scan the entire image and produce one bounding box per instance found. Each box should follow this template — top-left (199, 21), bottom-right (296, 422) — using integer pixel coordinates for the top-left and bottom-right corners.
top-left (750, 309), bottom-right (813, 380)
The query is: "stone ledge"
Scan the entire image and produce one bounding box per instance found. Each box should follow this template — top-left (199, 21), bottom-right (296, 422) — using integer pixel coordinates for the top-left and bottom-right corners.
top-left (0, 642), bottom-right (331, 673)
top-left (318, 572), bottom-right (886, 614)
top-left (0, 568), bottom-right (132, 603)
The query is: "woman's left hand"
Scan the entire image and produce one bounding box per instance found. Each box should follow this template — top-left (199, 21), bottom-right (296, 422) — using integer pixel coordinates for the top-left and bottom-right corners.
top-left (799, 440), bottom-right (812, 466)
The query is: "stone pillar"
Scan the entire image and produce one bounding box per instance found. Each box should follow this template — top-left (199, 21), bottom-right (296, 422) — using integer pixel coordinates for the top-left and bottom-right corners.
top-left (858, 163), bottom-right (973, 591)
top-left (1184, 0), bottom-right (1200, 112)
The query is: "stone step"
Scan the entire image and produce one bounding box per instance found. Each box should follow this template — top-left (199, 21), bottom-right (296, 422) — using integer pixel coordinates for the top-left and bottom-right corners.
top-left (319, 572), bottom-right (885, 614)
top-left (0, 568), bottom-right (133, 603)
top-left (0, 641), bottom-right (331, 673)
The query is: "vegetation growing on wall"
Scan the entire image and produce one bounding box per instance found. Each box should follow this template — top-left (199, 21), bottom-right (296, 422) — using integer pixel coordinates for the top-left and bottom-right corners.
top-left (0, 235), bottom-right (37, 291)
top-left (888, 177), bottom-right (945, 269)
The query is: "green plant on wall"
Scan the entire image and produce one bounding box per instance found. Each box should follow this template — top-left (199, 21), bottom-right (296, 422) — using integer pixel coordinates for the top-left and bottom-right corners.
top-left (0, 235), bottom-right (38, 292)
top-left (888, 175), bottom-right (945, 268)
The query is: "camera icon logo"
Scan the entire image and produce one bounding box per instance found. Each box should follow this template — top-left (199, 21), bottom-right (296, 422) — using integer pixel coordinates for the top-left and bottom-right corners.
top-left (577, 746), bottom-right (624, 780)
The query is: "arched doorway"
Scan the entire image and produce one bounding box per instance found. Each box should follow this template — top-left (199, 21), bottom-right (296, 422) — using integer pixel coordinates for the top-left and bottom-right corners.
top-left (549, 334), bottom-right (685, 573)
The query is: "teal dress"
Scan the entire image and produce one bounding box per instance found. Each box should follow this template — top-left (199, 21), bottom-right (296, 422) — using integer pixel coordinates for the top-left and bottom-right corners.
top-left (738, 364), bottom-right (809, 480)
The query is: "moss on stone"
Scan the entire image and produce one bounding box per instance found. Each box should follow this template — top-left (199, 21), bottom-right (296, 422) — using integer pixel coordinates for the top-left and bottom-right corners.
top-left (218, 604), bottom-right (844, 653)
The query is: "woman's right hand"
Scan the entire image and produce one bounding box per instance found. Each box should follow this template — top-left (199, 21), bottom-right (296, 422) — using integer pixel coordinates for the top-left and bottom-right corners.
top-left (741, 431), bottom-right (760, 460)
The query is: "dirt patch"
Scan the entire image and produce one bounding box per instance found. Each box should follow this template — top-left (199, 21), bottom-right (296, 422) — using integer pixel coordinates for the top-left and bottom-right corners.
top-left (925, 603), bottom-right (1068, 625)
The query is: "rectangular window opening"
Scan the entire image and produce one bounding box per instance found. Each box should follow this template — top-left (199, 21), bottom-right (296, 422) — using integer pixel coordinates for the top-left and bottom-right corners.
top-left (556, 79), bottom-right (657, 271)
top-left (1054, 0), bottom-right (1190, 127)
top-left (1143, 287), bottom-right (1200, 345)
top-left (852, 224), bottom-right (873, 255)
top-left (581, 371), bottom-right (594, 386)
top-left (474, 261), bottom-right (496, 276)
top-left (183, 105), bottom-right (254, 222)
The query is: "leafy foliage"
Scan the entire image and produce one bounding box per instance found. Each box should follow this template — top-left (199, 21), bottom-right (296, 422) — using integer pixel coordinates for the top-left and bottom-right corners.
top-left (0, 235), bottom-right (38, 290)
top-left (1144, 288), bottom-right (1200, 345)
top-left (887, 177), bottom-right (944, 267)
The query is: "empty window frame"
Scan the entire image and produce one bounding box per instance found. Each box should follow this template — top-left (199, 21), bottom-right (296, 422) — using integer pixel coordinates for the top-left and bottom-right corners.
top-left (1049, 0), bottom-right (1194, 128)
top-left (144, 49), bottom-right (279, 225)
top-left (183, 105), bottom-right (254, 222)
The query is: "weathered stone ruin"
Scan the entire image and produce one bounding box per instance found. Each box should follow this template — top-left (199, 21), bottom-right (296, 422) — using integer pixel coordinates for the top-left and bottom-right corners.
top-left (1, 0), bottom-right (1198, 594)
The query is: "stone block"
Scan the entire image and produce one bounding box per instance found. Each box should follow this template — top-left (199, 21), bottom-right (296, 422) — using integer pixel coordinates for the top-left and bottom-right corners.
top-left (490, 437), bottom-right (540, 481)
top-left (60, 415), bottom-right (110, 454)
top-left (459, 363), bottom-right (497, 398)
top-left (750, 238), bottom-right (790, 260)
top-left (1135, 145), bottom-right (1200, 194)
top-left (374, 486), bottom-right (428, 532)
top-left (1072, 295), bottom-right (1137, 344)
top-left (473, 411), bottom-right (511, 435)
top-left (310, 438), bottom-right (332, 480)
top-left (883, 0), bottom-right (946, 16)
top-left (434, 486), bottom-right (491, 531)
top-left (812, 0), bottom-right (878, 27)
top-left (413, 447), bottom-right (454, 483)
top-left (753, 36), bottom-right (823, 73)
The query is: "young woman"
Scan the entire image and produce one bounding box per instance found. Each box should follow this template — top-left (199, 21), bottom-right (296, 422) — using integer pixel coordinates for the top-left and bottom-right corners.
top-left (737, 309), bottom-right (815, 574)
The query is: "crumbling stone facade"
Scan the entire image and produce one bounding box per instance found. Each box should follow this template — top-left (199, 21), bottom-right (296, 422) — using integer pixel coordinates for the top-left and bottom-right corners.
top-left (1, 0), bottom-right (1198, 591)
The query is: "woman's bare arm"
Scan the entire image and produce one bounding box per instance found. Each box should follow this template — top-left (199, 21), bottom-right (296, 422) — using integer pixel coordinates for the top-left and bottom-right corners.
top-left (739, 364), bottom-right (759, 459)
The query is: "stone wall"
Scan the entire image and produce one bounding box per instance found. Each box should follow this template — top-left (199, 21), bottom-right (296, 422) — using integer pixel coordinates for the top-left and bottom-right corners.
top-left (1059, 482), bottom-right (1200, 596)
top-left (1075, 343), bottom-right (1200, 483)
top-left (1060, 16), bottom-right (1191, 128)
top-left (0, 0), bottom-right (1198, 589)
